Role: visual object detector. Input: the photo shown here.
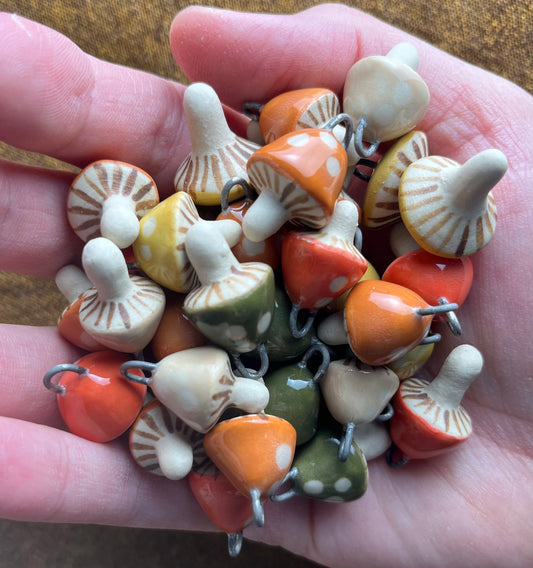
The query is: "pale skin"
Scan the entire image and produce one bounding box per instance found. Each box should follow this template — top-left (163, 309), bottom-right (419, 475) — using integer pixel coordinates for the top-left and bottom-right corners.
top-left (0, 4), bottom-right (532, 567)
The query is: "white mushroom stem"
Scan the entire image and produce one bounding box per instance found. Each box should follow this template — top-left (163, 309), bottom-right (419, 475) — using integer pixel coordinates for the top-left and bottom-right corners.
top-left (55, 265), bottom-right (92, 303)
top-left (445, 149), bottom-right (508, 213)
top-left (185, 220), bottom-right (241, 284)
top-left (424, 344), bottom-right (484, 409)
top-left (386, 42), bottom-right (420, 71)
top-left (82, 237), bottom-right (133, 300)
top-left (332, 124), bottom-right (360, 166)
top-left (231, 376), bottom-right (271, 413)
top-left (317, 311), bottom-right (348, 345)
top-left (100, 194), bottom-right (141, 249)
top-left (213, 219), bottom-right (243, 248)
top-left (322, 199), bottom-right (359, 244)
top-left (184, 82), bottom-right (237, 153)
top-left (156, 434), bottom-right (194, 480)
top-left (242, 191), bottom-right (290, 242)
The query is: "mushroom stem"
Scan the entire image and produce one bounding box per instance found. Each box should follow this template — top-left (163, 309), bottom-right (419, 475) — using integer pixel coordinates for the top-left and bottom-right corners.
top-left (55, 265), bottom-right (92, 303)
top-left (424, 344), bottom-right (484, 409)
top-left (100, 194), bottom-right (140, 249)
top-left (82, 237), bottom-right (133, 300)
top-left (242, 190), bottom-right (290, 242)
top-left (230, 376), bottom-right (270, 413)
top-left (386, 42), bottom-right (420, 70)
top-left (184, 82), bottom-right (237, 152)
top-left (445, 149), bottom-right (507, 213)
top-left (323, 199), bottom-right (360, 242)
top-left (185, 221), bottom-right (241, 284)
top-left (317, 311), bottom-right (348, 345)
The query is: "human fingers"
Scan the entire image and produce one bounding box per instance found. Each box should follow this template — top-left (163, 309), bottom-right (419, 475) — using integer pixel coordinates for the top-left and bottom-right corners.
top-left (0, 415), bottom-right (211, 530)
top-left (0, 162), bottom-right (83, 276)
top-left (0, 13), bottom-right (189, 192)
top-left (0, 325), bottom-right (82, 427)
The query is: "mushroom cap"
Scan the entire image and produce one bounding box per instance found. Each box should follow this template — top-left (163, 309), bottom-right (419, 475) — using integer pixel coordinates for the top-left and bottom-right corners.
top-left (320, 358), bottom-right (399, 425)
top-left (133, 191), bottom-right (201, 293)
top-left (203, 413), bottom-right (297, 498)
top-left (67, 160), bottom-right (158, 245)
top-left (363, 131), bottom-right (428, 228)
top-left (343, 53), bottom-right (430, 142)
top-left (174, 82), bottom-right (260, 206)
top-left (259, 88), bottom-right (340, 144)
top-left (398, 152), bottom-right (501, 257)
top-left (246, 129), bottom-right (347, 229)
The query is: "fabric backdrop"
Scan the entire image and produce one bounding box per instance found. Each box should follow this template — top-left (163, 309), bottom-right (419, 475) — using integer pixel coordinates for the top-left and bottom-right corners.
top-left (0, 1), bottom-right (531, 567)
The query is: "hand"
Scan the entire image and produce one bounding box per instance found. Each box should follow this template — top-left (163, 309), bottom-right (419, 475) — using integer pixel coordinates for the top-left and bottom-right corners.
top-left (1, 5), bottom-right (532, 567)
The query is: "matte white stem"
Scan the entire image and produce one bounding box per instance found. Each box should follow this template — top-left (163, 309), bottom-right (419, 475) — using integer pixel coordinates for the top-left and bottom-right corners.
top-left (185, 221), bottom-right (240, 285)
top-left (100, 194), bottom-right (140, 249)
top-left (184, 82), bottom-right (236, 153)
top-left (445, 149), bottom-right (508, 213)
top-left (424, 344), bottom-right (484, 409)
top-left (386, 42), bottom-right (420, 71)
top-left (55, 265), bottom-right (92, 302)
top-left (82, 237), bottom-right (133, 300)
top-left (242, 191), bottom-right (290, 242)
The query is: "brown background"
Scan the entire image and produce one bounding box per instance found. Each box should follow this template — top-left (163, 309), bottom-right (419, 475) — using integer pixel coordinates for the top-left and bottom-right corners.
top-left (0, 0), bottom-right (531, 567)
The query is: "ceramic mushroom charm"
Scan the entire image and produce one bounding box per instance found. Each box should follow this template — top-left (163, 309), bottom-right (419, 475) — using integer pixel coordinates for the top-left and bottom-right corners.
top-left (318, 280), bottom-right (458, 365)
top-left (398, 149), bottom-right (506, 257)
top-left (281, 198), bottom-right (368, 337)
top-left (129, 399), bottom-right (204, 480)
top-left (121, 346), bottom-right (270, 434)
top-left (183, 220), bottom-right (275, 377)
top-left (388, 344), bottom-right (484, 464)
top-left (43, 351), bottom-right (146, 443)
top-left (67, 160), bottom-right (159, 249)
top-left (79, 237), bottom-right (166, 354)
top-left (320, 358), bottom-right (399, 460)
top-left (174, 82), bottom-right (260, 206)
top-left (203, 413), bottom-right (297, 526)
top-left (343, 43), bottom-right (430, 156)
top-left (242, 125), bottom-right (349, 242)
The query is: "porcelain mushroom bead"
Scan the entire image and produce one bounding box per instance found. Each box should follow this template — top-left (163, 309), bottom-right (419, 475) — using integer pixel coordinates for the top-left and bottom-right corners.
top-left (55, 264), bottom-right (106, 351)
top-left (43, 350), bottom-right (146, 443)
top-left (281, 198), bottom-right (368, 335)
top-left (271, 429), bottom-right (368, 503)
top-left (67, 160), bottom-right (159, 249)
top-left (320, 358), bottom-right (399, 460)
top-left (174, 82), bottom-right (260, 206)
top-left (382, 248), bottom-right (474, 334)
top-left (183, 220), bottom-right (275, 374)
top-left (242, 127), bottom-right (348, 242)
top-left (255, 88), bottom-right (359, 166)
top-left (343, 43), bottom-right (430, 155)
top-left (398, 149), bottom-right (506, 257)
top-left (362, 131), bottom-right (428, 228)
top-left (129, 399), bottom-right (204, 480)
top-left (319, 279), bottom-right (457, 366)
top-left (203, 413), bottom-right (297, 526)
top-left (79, 237), bottom-right (166, 354)
top-left (122, 346), bottom-right (269, 434)
top-left (388, 344), bottom-right (483, 463)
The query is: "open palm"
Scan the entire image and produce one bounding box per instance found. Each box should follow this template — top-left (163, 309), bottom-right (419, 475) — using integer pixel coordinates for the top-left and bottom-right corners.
top-left (1, 5), bottom-right (531, 567)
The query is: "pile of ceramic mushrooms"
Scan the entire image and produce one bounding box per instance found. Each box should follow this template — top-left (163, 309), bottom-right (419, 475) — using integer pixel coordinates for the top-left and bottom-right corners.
top-left (43, 41), bottom-right (507, 557)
